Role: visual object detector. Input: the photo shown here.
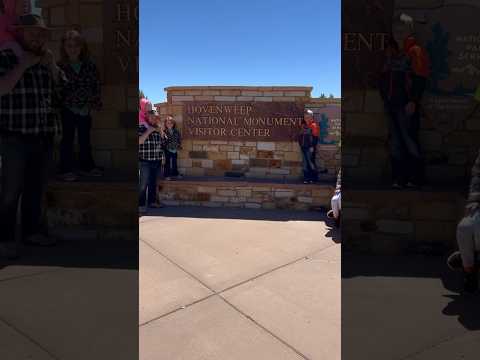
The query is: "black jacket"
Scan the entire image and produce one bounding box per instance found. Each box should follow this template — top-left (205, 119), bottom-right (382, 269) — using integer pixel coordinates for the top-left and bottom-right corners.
top-left (298, 126), bottom-right (314, 148)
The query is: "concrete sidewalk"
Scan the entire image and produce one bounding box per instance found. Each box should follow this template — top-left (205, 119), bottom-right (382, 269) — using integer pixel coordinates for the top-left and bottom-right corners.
top-left (342, 253), bottom-right (480, 360)
top-left (0, 238), bottom-right (138, 360)
top-left (139, 207), bottom-right (340, 360)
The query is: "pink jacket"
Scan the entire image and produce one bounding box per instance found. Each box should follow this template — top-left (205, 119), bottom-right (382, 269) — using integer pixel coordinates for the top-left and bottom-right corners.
top-left (0, 0), bottom-right (20, 43)
top-left (139, 98), bottom-right (152, 126)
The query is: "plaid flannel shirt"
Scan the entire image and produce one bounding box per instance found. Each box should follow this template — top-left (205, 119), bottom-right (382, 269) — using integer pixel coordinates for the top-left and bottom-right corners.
top-left (164, 127), bottom-right (181, 152)
top-left (139, 124), bottom-right (164, 161)
top-left (58, 59), bottom-right (102, 111)
top-left (0, 48), bottom-right (65, 136)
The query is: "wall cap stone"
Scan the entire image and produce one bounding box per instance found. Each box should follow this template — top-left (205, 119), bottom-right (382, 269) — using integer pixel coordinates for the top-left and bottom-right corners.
top-left (165, 86), bottom-right (313, 92)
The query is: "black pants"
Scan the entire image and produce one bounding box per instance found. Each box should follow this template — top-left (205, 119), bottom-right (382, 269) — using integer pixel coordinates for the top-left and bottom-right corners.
top-left (0, 133), bottom-right (53, 243)
top-left (59, 108), bottom-right (95, 173)
top-left (164, 151), bottom-right (179, 177)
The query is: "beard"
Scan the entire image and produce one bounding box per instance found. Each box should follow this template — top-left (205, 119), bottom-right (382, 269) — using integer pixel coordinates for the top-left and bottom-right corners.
top-left (18, 38), bottom-right (46, 56)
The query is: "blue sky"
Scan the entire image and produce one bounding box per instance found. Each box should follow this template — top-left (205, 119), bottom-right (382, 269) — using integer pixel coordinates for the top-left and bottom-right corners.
top-left (140, 0), bottom-right (340, 104)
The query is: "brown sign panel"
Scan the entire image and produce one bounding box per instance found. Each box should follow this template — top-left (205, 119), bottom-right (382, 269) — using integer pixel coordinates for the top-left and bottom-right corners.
top-left (342, 0), bottom-right (394, 90)
top-left (103, 0), bottom-right (138, 85)
top-left (182, 102), bottom-right (304, 141)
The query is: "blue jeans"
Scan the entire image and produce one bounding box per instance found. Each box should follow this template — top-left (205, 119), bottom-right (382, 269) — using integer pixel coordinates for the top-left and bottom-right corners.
top-left (0, 133), bottom-right (53, 243)
top-left (387, 104), bottom-right (424, 185)
top-left (301, 147), bottom-right (317, 181)
top-left (139, 160), bottom-right (161, 207)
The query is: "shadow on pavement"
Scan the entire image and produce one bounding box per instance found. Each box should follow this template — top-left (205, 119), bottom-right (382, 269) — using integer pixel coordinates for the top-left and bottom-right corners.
top-left (0, 237), bottom-right (138, 271)
top-left (442, 294), bottom-right (480, 331)
top-left (142, 205), bottom-right (330, 222)
top-left (343, 252), bottom-right (480, 331)
top-left (142, 206), bottom-right (341, 244)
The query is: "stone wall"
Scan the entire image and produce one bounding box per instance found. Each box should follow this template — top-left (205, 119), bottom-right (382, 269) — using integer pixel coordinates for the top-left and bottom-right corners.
top-left (158, 179), bottom-right (334, 211)
top-left (342, 0), bottom-right (480, 253)
top-left (156, 86), bottom-right (341, 180)
top-left (307, 99), bottom-right (341, 176)
top-left (343, 189), bottom-right (465, 254)
top-left (39, 0), bottom-right (138, 175)
top-left (342, 0), bottom-right (480, 187)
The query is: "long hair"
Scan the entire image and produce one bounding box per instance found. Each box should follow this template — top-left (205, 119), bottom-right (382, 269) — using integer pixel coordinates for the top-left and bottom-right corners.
top-left (164, 116), bottom-right (176, 130)
top-left (59, 29), bottom-right (90, 63)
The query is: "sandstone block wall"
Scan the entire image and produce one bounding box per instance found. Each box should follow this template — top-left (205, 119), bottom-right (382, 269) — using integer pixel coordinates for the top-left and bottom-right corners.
top-left (343, 189), bottom-right (465, 254)
top-left (342, 0), bottom-right (480, 253)
top-left (157, 179), bottom-right (334, 211)
top-left (156, 87), bottom-right (341, 179)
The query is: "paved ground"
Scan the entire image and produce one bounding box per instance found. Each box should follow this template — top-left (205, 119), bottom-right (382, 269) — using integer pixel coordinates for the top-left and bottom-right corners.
top-left (0, 238), bottom-right (138, 360)
top-left (4, 205), bottom-right (477, 360)
top-left (139, 206), bottom-right (340, 360)
top-left (342, 253), bottom-right (480, 360)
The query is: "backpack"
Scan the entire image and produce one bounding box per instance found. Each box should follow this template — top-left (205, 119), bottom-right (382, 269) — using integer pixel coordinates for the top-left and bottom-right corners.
top-left (404, 36), bottom-right (430, 78)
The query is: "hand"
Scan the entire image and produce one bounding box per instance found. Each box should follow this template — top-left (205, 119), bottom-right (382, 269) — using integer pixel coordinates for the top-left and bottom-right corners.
top-left (465, 203), bottom-right (479, 217)
top-left (20, 51), bottom-right (41, 69)
top-left (309, 147), bottom-right (314, 153)
top-left (405, 101), bottom-right (416, 115)
top-left (41, 49), bottom-right (56, 68)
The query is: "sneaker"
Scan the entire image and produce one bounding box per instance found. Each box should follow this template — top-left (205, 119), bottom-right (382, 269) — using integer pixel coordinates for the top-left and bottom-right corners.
top-left (24, 234), bottom-right (56, 247)
top-left (406, 182), bottom-right (420, 189)
top-left (0, 242), bottom-right (20, 260)
top-left (392, 182), bottom-right (403, 189)
top-left (165, 177), bottom-right (171, 181)
top-left (149, 202), bottom-right (164, 209)
top-left (303, 180), bottom-right (309, 184)
top-left (79, 168), bottom-right (103, 177)
top-left (447, 251), bottom-right (463, 271)
top-left (176, 174), bottom-right (183, 179)
top-left (60, 172), bottom-right (77, 182)
top-left (89, 168), bottom-right (103, 177)
top-left (463, 270), bottom-right (479, 293)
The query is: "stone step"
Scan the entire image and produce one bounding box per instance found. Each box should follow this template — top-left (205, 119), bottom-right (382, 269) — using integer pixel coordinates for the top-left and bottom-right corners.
top-left (157, 177), bottom-right (335, 211)
top-left (46, 180), bottom-right (137, 229)
top-left (342, 188), bottom-right (467, 255)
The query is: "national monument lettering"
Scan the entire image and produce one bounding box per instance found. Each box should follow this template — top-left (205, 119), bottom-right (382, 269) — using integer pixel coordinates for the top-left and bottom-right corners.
top-left (183, 102), bottom-right (304, 141)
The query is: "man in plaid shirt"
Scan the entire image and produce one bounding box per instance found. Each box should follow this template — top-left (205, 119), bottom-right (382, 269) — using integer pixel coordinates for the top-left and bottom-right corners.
top-left (0, 14), bottom-right (66, 259)
top-left (138, 107), bottom-right (165, 213)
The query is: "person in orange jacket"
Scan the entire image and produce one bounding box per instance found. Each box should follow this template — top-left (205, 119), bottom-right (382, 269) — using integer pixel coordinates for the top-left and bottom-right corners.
top-left (304, 109), bottom-right (320, 181)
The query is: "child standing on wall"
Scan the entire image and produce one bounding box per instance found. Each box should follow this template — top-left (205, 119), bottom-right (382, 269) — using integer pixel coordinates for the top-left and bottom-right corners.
top-left (163, 115), bottom-right (182, 181)
top-left (298, 118), bottom-right (316, 184)
top-left (57, 30), bottom-right (103, 181)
